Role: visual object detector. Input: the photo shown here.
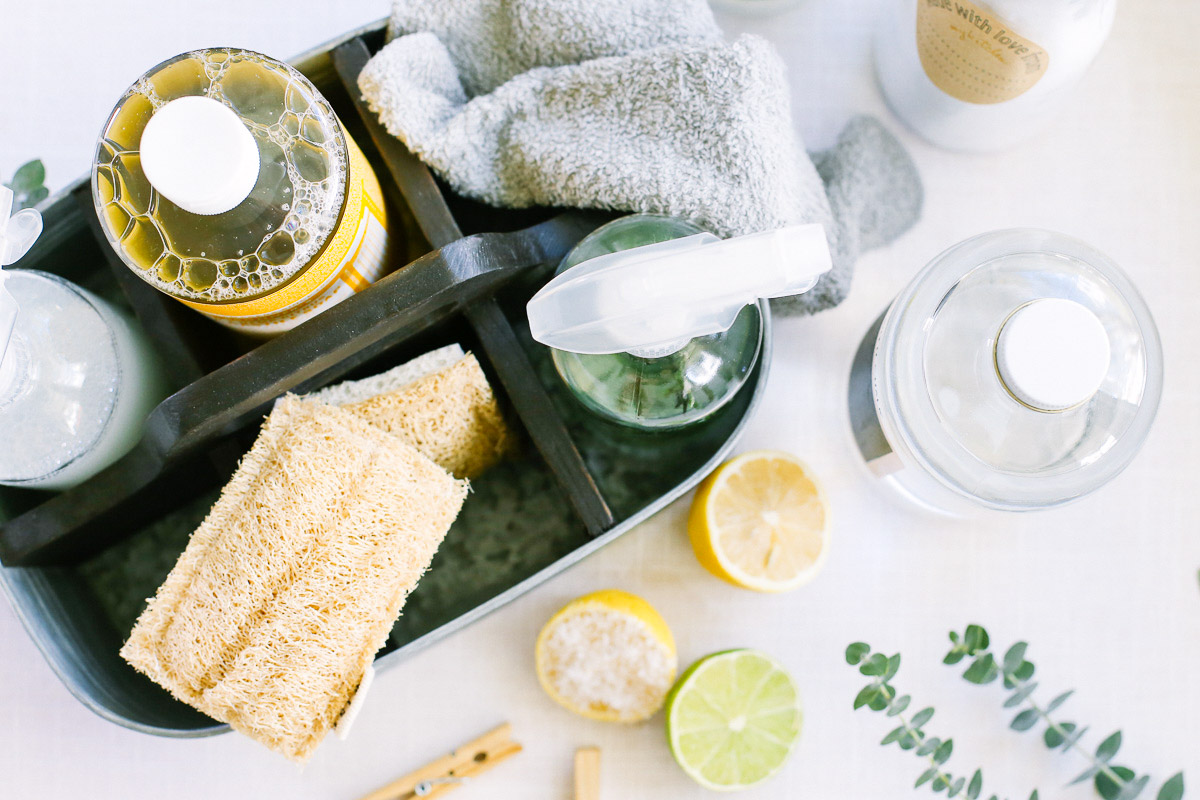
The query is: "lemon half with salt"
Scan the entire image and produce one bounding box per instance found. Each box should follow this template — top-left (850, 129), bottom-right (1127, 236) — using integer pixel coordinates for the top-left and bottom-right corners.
top-left (535, 589), bottom-right (677, 722)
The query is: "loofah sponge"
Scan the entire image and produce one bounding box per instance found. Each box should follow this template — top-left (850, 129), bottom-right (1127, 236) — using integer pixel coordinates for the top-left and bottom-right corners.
top-left (307, 346), bottom-right (511, 479)
top-left (120, 396), bottom-right (469, 761)
top-left (340, 352), bottom-right (512, 479)
top-left (306, 344), bottom-right (465, 407)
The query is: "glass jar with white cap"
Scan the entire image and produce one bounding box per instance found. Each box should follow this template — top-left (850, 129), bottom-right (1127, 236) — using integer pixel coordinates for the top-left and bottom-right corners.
top-left (849, 229), bottom-right (1162, 514)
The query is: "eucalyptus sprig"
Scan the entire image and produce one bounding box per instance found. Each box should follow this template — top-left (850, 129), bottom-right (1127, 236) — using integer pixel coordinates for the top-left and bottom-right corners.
top-left (4, 159), bottom-right (48, 210)
top-left (846, 642), bottom-right (1035, 800)
top-left (945, 625), bottom-right (1185, 800)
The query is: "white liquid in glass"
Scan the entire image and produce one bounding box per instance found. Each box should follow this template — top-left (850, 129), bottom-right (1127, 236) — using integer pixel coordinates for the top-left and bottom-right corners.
top-left (0, 271), bottom-right (168, 490)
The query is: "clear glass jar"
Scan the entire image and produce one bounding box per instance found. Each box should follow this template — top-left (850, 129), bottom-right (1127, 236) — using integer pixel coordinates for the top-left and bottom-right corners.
top-left (854, 229), bottom-right (1161, 514)
top-left (875, 0), bottom-right (1117, 151)
top-left (0, 271), bottom-right (169, 490)
top-left (549, 215), bottom-right (764, 430)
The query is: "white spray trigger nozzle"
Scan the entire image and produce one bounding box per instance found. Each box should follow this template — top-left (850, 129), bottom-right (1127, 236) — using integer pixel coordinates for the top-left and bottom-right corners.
top-left (527, 223), bottom-right (831, 356)
top-left (1, 185), bottom-right (43, 390)
top-left (1, 185), bottom-right (42, 267)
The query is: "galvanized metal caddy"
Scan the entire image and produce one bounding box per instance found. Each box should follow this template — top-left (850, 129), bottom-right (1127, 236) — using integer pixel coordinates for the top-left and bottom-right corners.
top-left (0, 22), bottom-right (770, 737)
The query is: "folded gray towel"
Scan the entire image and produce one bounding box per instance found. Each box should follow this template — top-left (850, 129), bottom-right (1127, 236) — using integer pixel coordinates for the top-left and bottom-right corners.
top-left (362, 0), bottom-right (922, 314)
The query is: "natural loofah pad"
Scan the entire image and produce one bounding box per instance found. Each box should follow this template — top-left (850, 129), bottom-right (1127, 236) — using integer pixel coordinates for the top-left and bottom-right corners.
top-left (342, 352), bottom-right (513, 479)
top-left (120, 396), bottom-right (468, 761)
top-left (306, 344), bottom-right (465, 407)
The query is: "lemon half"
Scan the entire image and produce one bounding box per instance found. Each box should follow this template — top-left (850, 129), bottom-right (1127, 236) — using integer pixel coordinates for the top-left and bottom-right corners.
top-left (688, 451), bottom-right (830, 592)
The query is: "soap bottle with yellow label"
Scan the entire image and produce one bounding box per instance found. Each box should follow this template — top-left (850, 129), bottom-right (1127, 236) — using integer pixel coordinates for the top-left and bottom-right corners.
top-left (92, 48), bottom-right (393, 335)
top-left (875, 0), bottom-right (1116, 151)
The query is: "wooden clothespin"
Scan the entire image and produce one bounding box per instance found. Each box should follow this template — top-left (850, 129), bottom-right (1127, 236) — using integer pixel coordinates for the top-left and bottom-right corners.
top-left (574, 746), bottom-right (601, 800)
top-left (357, 723), bottom-right (521, 800)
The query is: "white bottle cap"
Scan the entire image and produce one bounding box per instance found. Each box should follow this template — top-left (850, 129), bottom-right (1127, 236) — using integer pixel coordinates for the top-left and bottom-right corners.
top-left (527, 223), bottom-right (832, 356)
top-left (139, 96), bottom-right (260, 216)
top-left (996, 298), bottom-right (1111, 412)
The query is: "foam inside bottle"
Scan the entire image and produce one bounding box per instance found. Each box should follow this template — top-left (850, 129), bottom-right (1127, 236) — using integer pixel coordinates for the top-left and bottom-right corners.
top-left (93, 50), bottom-right (350, 302)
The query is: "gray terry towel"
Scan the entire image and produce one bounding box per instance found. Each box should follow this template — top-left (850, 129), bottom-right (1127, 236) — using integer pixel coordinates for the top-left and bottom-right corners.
top-left (361, 0), bottom-right (923, 315)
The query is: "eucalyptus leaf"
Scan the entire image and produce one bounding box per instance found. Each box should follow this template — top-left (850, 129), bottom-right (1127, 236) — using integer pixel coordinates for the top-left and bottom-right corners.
top-left (882, 727), bottom-right (904, 746)
top-left (944, 649), bottom-right (966, 665)
top-left (967, 770), bottom-right (982, 800)
top-left (888, 694), bottom-right (912, 717)
top-left (1004, 659), bottom-right (1036, 689)
top-left (10, 159), bottom-right (44, 193)
top-left (1010, 709), bottom-right (1040, 732)
top-left (1095, 731), bottom-right (1122, 762)
top-left (916, 768), bottom-right (938, 788)
top-left (21, 186), bottom-right (48, 210)
top-left (963, 654), bottom-right (999, 685)
top-left (1045, 690), bottom-right (1074, 714)
top-left (845, 642), bottom-right (871, 665)
top-left (1096, 766), bottom-right (1136, 800)
top-left (869, 691), bottom-right (891, 712)
top-left (1157, 772), bottom-right (1184, 800)
top-left (1044, 721), bottom-right (1076, 748)
top-left (918, 737), bottom-right (942, 756)
top-left (861, 653), bottom-right (889, 677)
top-left (899, 729), bottom-right (920, 750)
top-left (1003, 642), bottom-right (1028, 673)
top-left (933, 774), bottom-right (950, 792)
top-left (1029, 791), bottom-right (1040, 800)
top-left (1071, 764), bottom-right (1103, 785)
top-left (933, 740), bottom-right (954, 765)
top-left (1115, 775), bottom-right (1150, 800)
top-left (911, 707), bottom-right (935, 728)
top-left (854, 685), bottom-right (878, 710)
top-left (1060, 724), bottom-right (1090, 752)
top-left (1004, 682), bottom-right (1039, 708)
top-left (949, 777), bottom-right (966, 798)
top-left (885, 654), bottom-right (902, 681)
top-left (964, 625), bottom-right (989, 653)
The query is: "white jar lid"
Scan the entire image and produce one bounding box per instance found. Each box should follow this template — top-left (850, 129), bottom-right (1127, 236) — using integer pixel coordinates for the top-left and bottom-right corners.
top-left (996, 298), bottom-right (1111, 412)
top-left (139, 96), bottom-right (260, 216)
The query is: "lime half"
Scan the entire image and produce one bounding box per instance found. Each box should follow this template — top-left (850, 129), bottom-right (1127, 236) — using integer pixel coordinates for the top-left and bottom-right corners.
top-left (665, 650), bottom-right (802, 791)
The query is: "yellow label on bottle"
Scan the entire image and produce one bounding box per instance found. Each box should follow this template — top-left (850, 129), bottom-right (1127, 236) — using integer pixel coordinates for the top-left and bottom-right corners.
top-left (180, 129), bottom-right (391, 334)
top-left (915, 0), bottom-right (1049, 105)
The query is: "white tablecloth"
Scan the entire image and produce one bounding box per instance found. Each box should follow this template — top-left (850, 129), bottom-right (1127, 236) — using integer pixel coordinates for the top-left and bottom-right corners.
top-left (2, 2), bottom-right (1197, 798)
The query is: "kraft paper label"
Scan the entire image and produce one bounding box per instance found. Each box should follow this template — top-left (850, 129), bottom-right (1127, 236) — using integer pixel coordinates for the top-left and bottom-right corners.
top-left (915, 0), bottom-right (1049, 105)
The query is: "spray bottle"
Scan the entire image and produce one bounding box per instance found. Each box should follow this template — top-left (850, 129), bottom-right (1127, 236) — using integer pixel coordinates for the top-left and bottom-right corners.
top-left (0, 187), bottom-right (168, 490)
top-left (528, 214), bottom-right (831, 430)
